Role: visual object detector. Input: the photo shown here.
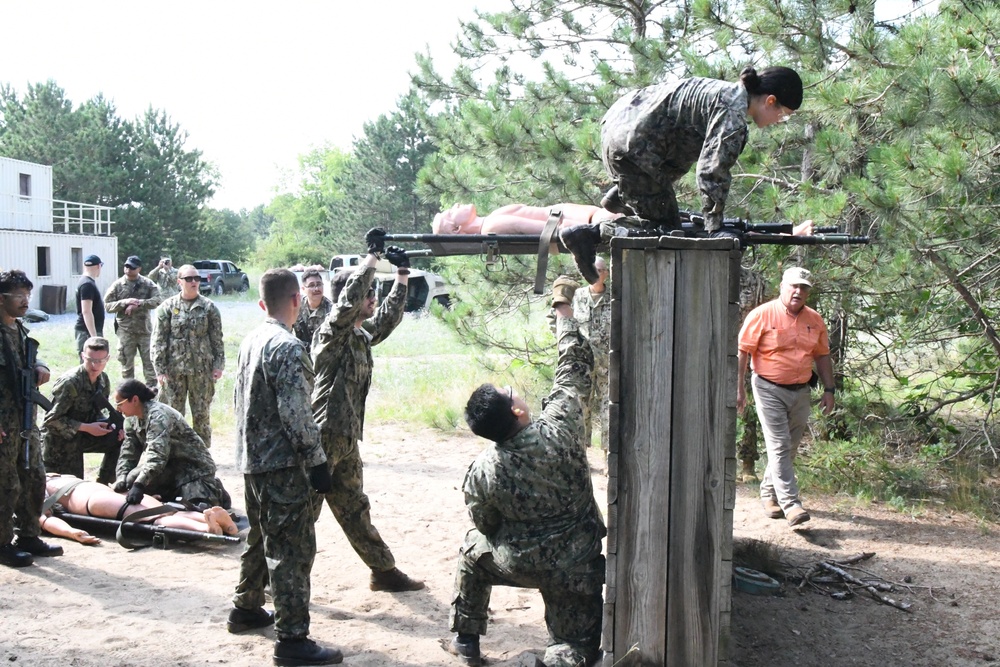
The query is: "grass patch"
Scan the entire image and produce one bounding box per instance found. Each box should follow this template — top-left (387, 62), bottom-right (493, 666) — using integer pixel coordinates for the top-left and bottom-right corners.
top-left (27, 298), bottom-right (555, 449)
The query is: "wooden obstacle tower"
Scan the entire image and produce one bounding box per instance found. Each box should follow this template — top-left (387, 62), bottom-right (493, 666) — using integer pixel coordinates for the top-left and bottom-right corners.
top-left (602, 236), bottom-right (741, 666)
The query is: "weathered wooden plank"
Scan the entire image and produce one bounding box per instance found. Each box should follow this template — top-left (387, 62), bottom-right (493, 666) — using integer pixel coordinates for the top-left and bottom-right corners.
top-left (724, 458), bottom-right (737, 510)
top-left (606, 496), bottom-right (618, 555)
top-left (664, 248), bottom-right (730, 665)
top-left (612, 247), bottom-right (675, 665)
top-left (722, 508), bottom-right (735, 562)
top-left (602, 601), bottom-right (615, 655)
top-left (607, 403), bottom-right (620, 453)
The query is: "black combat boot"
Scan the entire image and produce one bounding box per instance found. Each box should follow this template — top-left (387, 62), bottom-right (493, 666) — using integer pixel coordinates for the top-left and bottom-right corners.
top-left (13, 535), bottom-right (63, 557)
top-left (273, 637), bottom-right (343, 666)
top-left (443, 633), bottom-right (482, 666)
top-left (600, 185), bottom-right (634, 216)
top-left (0, 543), bottom-right (33, 568)
top-left (559, 223), bottom-right (603, 284)
top-left (227, 606), bottom-right (274, 633)
top-left (369, 566), bottom-right (425, 592)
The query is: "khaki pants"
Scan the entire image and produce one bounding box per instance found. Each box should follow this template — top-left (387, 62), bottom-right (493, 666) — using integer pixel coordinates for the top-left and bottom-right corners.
top-left (751, 374), bottom-right (812, 511)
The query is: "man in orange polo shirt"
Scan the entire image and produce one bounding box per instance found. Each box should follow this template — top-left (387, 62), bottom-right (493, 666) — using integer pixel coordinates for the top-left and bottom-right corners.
top-left (736, 267), bottom-right (835, 526)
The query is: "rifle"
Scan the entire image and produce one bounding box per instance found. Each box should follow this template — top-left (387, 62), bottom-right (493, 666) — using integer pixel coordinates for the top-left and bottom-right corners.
top-left (51, 509), bottom-right (241, 549)
top-left (383, 213), bottom-right (869, 294)
top-left (19, 336), bottom-right (53, 469)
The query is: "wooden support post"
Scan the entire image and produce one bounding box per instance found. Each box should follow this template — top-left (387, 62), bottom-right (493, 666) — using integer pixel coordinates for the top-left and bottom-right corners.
top-left (603, 236), bottom-right (741, 666)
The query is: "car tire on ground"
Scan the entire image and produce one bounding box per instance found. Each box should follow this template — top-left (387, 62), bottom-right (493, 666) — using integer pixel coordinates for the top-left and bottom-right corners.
top-left (213, 280), bottom-right (224, 295)
top-left (238, 277), bottom-right (250, 292)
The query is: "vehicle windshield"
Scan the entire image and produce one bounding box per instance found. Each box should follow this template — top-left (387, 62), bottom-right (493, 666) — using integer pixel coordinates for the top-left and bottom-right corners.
top-left (192, 261), bottom-right (217, 270)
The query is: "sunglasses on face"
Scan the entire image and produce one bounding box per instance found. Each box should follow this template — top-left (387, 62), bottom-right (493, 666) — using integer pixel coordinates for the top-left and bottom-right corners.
top-left (180, 276), bottom-right (200, 283)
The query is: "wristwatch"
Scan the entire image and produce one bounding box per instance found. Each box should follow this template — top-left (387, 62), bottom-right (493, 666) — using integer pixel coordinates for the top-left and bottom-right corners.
top-left (823, 387), bottom-right (836, 395)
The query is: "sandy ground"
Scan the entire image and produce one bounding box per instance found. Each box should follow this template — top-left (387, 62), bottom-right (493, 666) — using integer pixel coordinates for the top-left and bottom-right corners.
top-left (3, 422), bottom-right (999, 667)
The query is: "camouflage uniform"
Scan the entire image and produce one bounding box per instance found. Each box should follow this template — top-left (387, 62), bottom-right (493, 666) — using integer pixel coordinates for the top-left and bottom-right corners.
top-left (233, 317), bottom-right (327, 640)
top-left (0, 321), bottom-right (46, 546)
top-left (104, 275), bottom-right (162, 385)
top-left (147, 265), bottom-right (179, 298)
top-left (293, 295), bottom-right (333, 353)
top-left (451, 316), bottom-right (606, 667)
top-left (152, 294), bottom-right (225, 447)
top-left (310, 267), bottom-right (406, 571)
top-left (116, 400), bottom-right (222, 505)
top-left (41, 365), bottom-right (120, 483)
top-left (572, 286), bottom-right (611, 450)
top-left (601, 77), bottom-right (750, 232)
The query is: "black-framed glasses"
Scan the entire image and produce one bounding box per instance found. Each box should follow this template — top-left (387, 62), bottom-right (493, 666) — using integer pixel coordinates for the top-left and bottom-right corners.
top-left (506, 385), bottom-right (514, 402)
top-left (180, 276), bottom-right (200, 283)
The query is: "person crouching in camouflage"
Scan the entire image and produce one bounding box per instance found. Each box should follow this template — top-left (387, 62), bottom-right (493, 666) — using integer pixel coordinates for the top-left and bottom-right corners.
top-left (445, 276), bottom-right (606, 667)
top-left (42, 336), bottom-right (122, 484)
top-left (112, 379), bottom-right (226, 508)
top-left (293, 268), bottom-right (332, 353)
top-left (309, 231), bottom-right (423, 593)
top-left (104, 256), bottom-right (162, 386)
top-left (229, 268), bottom-right (342, 667)
top-left (0, 270), bottom-right (64, 567)
top-left (152, 264), bottom-right (225, 447)
top-left (560, 66), bottom-right (804, 283)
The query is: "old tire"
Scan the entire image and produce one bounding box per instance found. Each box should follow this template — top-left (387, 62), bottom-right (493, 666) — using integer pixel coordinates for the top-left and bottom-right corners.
top-left (213, 280), bottom-right (224, 295)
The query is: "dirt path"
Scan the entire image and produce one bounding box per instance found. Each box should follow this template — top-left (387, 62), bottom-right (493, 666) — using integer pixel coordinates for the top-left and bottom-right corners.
top-left (2, 423), bottom-right (998, 666)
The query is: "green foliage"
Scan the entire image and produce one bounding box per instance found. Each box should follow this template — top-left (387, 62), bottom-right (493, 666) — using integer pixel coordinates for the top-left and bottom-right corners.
top-left (252, 91), bottom-right (440, 267)
top-left (0, 82), bottom-right (219, 263)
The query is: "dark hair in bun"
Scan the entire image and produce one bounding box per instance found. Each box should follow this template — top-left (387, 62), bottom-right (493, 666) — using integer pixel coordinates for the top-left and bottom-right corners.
top-left (740, 65), bottom-right (803, 110)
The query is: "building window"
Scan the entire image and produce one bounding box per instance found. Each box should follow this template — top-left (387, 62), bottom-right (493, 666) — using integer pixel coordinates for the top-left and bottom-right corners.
top-left (71, 248), bottom-right (83, 275)
top-left (19, 173), bottom-right (31, 197)
top-left (37, 247), bottom-right (51, 277)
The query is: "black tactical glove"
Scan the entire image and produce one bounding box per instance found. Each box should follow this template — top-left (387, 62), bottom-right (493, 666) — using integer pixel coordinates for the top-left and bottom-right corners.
top-left (365, 227), bottom-right (388, 255)
top-left (309, 462), bottom-right (333, 494)
top-left (383, 245), bottom-right (411, 268)
top-left (113, 478), bottom-right (129, 493)
top-left (126, 482), bottom-right (146, 505)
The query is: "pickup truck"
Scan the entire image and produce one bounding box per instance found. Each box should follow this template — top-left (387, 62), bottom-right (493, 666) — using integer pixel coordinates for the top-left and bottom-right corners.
top-left (192, 260), bottom-right (250, 295)
top-left (328, 254), bottom-right (450, 312)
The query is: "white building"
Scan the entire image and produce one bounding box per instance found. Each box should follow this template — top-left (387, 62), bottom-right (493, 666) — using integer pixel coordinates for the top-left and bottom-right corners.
top-left (0, 156), bottom-right (118, 313)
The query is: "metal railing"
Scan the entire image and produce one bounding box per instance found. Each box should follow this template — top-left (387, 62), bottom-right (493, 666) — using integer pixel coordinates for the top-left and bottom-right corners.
top-left (51, 199), bottom-right (116, 235)
top-left (0, 194), bottom-right (116, 235)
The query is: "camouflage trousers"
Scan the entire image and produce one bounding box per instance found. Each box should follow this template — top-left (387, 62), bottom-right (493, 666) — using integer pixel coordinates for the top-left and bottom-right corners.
top-left (312, 434), bottom-right (394, 572)
top-left (234, 466), bottom-right (317, 639)
top-left (125, 467), bottom-right (224, 508)
top-left (160, 373), bottom-right (216, 447)
top-left (42, 429), bottom-right (121, 484)
top-left (450, 534), bottom-right (605, 667)
top-left (602, 126), bottom-right (689, 229)
top-left (117, 330), bottom-right (156, 386)
top-left (0, 430), bottom-right (44, 545)
top-left (582, 353), bottom-right (610, 451)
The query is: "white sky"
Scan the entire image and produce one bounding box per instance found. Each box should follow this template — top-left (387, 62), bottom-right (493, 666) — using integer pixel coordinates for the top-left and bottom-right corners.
top-left (4, 1), bottom-right (936, 213)
top-left (3, 0), bottom-right (505, 211)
